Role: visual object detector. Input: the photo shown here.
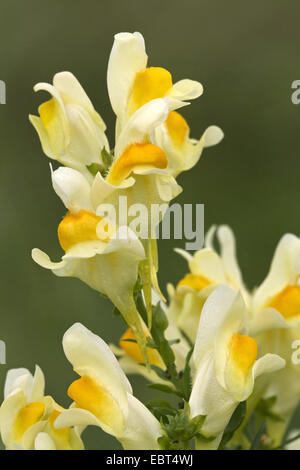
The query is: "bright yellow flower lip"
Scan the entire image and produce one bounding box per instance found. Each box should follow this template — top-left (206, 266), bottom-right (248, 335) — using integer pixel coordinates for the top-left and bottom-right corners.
top-left (267, 285), bottom-right (300, 320)
top-left (129, 67), bottom-right (173, 115)
top-left (120, 327), bottom-right (164, 368)
top-left (57, 209), bottom-right (105, 252)
top-left (14, 402), bottom-right (45, 442)
top-left (228, 333), bottom-right (257, 375)
top-left (106, 142), bottom-right (168, 186)
top-left (177, 273), bottom-right (211, 291)
top-left (68, 375), bottom-right (123, 433)
top-left (165, 111), bottom-right (189, 148)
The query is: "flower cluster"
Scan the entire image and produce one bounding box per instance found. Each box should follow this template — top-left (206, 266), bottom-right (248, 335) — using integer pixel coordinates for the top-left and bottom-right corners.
top-left (1, 31), bottom-right (299, 451)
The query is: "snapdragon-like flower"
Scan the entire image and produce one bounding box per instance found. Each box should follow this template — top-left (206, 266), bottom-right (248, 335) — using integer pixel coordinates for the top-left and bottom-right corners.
top-left (189, 285), bottom-right (285, 450)
top-left (251, 234), bottom-right (300, 444)
top-left (32, 165), bottom-right (149, 361)
top-left (29, 72), bottom-right (109, 178)
top-left (107, 32), bottom-right (223, 176)
top-left (167, 225), bottom-right (249, 342)
top-left (0, 366), bottom-right (83, 450)
top-left (54, 323), bottom-right (162, 450)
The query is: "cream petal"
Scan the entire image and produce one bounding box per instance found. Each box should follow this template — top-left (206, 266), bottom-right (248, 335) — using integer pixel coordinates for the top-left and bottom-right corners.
top-left (0, 390), bottom-right (27, 447)
top-left (55, 408), bottom-right (101, 429)
top-left (34, 432), bottom-right (56, 450)
top-left (30, 366), bottom-right (45, 402)
top-left (250, 307), bottom-right (290, 336)
top-left (62, 240), bottom-right (107, 260)
top-left (33, 82), bottom-right (69, 155)
top-left (115, 98), bottom-right (169, 158)
top-left (4, 369), bottom-right (31, 399)
top-left (190, 350), bottom-right (237, 443)
top-left (214, 291), bottom-right (247, 391)
top-left (252, 353), bottom-right (286, 381)
top-left (51, 166), bottom-right (93, 212)
top-left (205, 225), bottom-right (217, 249)
top-left (62, 104), bottom-right (109, 167)
top-left (32, 248), bottom-right (67, 271)
top-left (174, 248), bottom-right (193, 264)
top-left (201, 125), bottom-right (224, 147)
top-left (91, 171), bottom-right (135, 209)
top-left (107, 32), bottom-right (147, 121)
top-left (193, 285), bottom-right (240, 368)
top-left (53, 72), bottom-right (106, 130)
top-left (21, 421), bottom-right (48, 450)
top-left (168, 79), bottom-right (203, 101)
top-left (119, 394), bottom-right (161, 450)
top-left (29, 115), bottom-right (56, 159)
top-left (182, 126), bottom-right (224, 172)
top-left (190, 249), bottom-right (228, 284)
top-left (217, 225), bottom-right (247, 295)
top-left (156, 174), bottom-right (182, 202)
top-left (102, 226), bottom-right (145, 258)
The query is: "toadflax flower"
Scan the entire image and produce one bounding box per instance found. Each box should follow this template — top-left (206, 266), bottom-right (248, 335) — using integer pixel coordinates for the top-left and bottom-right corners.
top-left (54, 323), bottom-right (162, 450)
top-left (32, 165), bottom-right (149, 361)
top-left (29, 72), bottom-right (109, 179)
top-left (251, 233), bottom-right (300, 445)
top-left (167, 225), bottom-right (250, 342)
top-left (0, 366), bottom-right (83, 450)
top-left (189, 285), bottom-right (285, 450)
top-left (107, 32), bottom-right (223, 177)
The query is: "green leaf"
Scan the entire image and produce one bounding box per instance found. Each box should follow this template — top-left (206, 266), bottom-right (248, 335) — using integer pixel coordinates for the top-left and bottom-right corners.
top-left (160, 339), bottom-right (176, 364)
top-left (179, 328), bottom-right (194, 348)
top-left (120, 338), bottom-right (157, 349)
top-left (150, 365), bottom-right (168, 381)
top-left (147, 400), bottom-right (177, 420)
top-left (182, 347), bottom-right (194, 401)
top-left (148, 383), bottom-right (183, 397)
top-left (219, 401), bottom-right (247, 449)
top-left (134, 290), bottom-right (148, 325)
top-left (190, 414), bottom-right (206, 431)
top-left (250, 421), bottom-right (266, 450)
top-left (87, 162), bottom-right (102, 176)
top-left (101, 147), bottom-right (113, 167)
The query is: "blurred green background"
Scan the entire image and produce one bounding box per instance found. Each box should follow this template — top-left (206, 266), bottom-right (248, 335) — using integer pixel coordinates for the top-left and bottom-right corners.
top-left (1, 0), bottom-right (300, 449)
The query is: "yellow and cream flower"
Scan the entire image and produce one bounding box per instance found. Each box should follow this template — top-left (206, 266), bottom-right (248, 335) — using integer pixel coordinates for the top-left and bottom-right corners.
top-left (167, 225), bottom-right (249, 342)
top-left (54, 323), bottom-right (162, 450)
top-left (0, 366), bottom-right (83, 450)
top-left (107, 32), bottom-right (223, 175)
top-left (189, 285), bottom-right (285, 450)
top-left (251, 233), bottom-right (300, 445)
top-left (32, 165), bottom-right (148, 361)
top-left (107, 32), bottom-right (202, 132)
top-left (29, 72), bottom-right (109, 178)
